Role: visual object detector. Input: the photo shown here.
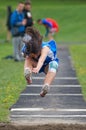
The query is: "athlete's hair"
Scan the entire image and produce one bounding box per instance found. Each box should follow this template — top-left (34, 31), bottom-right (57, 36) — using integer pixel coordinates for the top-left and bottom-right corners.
top-left (37, 19), bottom-right (41, 23)
top-left (25, 0), bottom-right (31, 5)
top-left (23, 27), bottom-right (43, 54)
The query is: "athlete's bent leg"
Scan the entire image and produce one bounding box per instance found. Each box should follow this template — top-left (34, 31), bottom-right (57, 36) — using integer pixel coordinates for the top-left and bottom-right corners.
top-left (24, 57), bottom-right (37, 84)
top-left (24, 67), bottom-right (32, 85)
top-left (40, 61), bottom-right (58, 97)
top-left (24, 57), bottom-right (33, 84)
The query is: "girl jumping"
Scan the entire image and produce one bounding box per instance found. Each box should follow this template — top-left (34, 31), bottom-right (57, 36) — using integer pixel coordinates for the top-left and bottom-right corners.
top-left (22, 27), bottom-right (59, 97)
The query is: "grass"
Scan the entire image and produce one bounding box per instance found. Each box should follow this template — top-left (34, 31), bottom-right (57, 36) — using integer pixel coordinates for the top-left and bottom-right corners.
top-left (0, 0), bottom-right (86, 122)
top-left (70, 44), bottom-right (86, 100)
top-left (0, 43), bottom-right (26, 122)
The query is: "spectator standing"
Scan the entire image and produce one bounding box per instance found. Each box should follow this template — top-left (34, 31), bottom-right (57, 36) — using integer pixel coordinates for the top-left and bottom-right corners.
top-left (10, 2), bottom-right (26, 61)
top-left (6, 6), bottom-right (12, 42)
top-left (23, 0), bottom-right (33, 29)
top-left (37, 18), bottom-right (59, 40)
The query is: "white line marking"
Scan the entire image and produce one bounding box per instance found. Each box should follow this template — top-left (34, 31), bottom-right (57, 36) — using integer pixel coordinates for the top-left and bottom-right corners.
top-left (11, 108), bottom-right (86, 112)
top-left (11, 108), bottom-right (44, 111)
top-left (11, 115), bottom-right (86, 118)
top-left (27, 85), bottom-right (81, 87)
top-left (20, 93), bottom-right (82, 96)
top-left (32, 77), bottom-right (77, 80)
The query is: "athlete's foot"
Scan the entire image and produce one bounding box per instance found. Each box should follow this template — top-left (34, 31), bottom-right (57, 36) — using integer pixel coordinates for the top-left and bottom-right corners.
top-left (24, 68), bottom-right (32, 85)
top-left (40, 84), bottom-right (49, 97)
top-left (25, 76), bottom-right (32, 85)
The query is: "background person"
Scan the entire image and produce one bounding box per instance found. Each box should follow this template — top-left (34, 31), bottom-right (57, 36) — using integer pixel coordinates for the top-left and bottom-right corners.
top-left (22, 27), bottom-right (59, 97)
top-left (6, 6), bottom-right (12, 42)
top-left (23, 0), bottom-right (33, 29)
top-left (10, 2), bottom-right (26, 61)
top-left (37, 18), bottom-right (59, 40)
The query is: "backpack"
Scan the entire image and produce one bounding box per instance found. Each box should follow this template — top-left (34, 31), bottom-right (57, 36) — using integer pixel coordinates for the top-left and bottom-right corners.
top-left (6, 6), bottom-right (12, 29)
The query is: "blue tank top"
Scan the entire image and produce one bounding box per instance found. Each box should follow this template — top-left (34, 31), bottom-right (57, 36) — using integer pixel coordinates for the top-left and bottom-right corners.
top-left (42, 40), bottom-right (59, 65)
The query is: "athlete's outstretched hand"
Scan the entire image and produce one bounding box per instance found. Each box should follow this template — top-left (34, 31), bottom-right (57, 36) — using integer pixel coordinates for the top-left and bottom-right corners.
top-left (32, 67), bottom-right (39, 74)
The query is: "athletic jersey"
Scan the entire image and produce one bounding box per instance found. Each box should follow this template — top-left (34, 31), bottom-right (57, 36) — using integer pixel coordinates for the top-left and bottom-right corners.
top-left (46, 18), bottom-right (58, 28)
top-left (42, 18), bottom-right (59, 32)
top-left (22, 40), bottom-right (59, 64)
top-left (42, 40), bottom-right (59, 65)
top-left (42, 19), bottom-right (52, 28)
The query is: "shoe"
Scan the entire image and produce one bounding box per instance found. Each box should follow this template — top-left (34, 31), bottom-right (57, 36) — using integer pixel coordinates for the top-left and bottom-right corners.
top-left (24, 68), bottom-right (32, 85)
top-left (14, 59), bottom-right (19, 62)
top-left (40, 84), bottom-right (49, 97)
top-left (25, 76), bottom-right (32, 85)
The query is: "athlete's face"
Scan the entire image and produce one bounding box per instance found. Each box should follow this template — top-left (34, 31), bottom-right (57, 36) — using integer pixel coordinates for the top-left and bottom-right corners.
top-left (29, 51), bottom-right (41, 59)
top-left (38, 21), bottom-right (42, 24)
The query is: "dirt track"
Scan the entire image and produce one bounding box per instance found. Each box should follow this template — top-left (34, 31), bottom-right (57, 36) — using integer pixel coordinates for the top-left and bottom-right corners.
top-left (0, 123), bottom-right (86, 130)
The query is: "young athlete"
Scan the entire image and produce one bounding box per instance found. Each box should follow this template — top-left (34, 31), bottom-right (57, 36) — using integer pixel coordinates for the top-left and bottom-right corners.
top-left (37, 18), bottom-right (59, 40)
top-left (22, 27), bottom-right (59, 97)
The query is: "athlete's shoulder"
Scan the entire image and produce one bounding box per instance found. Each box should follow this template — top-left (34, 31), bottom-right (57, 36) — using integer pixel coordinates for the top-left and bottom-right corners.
top-left (42, 41), bottom-right (49, 48)
top-left (42, 40), bottom-right (56, 48)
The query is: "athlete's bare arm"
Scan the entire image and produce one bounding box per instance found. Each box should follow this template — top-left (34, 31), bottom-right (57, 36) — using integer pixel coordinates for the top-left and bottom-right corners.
top-left (32, 46), bottom-right (49, 73)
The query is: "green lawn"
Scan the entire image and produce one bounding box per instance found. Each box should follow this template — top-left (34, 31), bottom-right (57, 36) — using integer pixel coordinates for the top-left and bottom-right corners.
top-left (0, 43), bottom-right (26, 122)
top-left (0, 0), bottom-right (86, 122)
top-left (70, 44), bottom-right (86, 99)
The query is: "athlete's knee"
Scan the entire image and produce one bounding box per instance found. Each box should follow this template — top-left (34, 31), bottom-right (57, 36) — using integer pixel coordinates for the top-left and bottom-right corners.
top-left (49, 61), bottom-right (58, 73)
